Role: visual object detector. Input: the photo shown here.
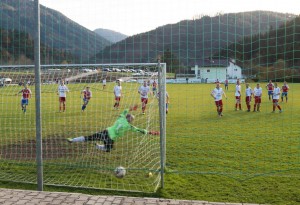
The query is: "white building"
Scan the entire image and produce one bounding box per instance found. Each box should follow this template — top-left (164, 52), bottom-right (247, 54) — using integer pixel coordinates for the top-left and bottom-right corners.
top-left (191, 59), bottom-right (242, 83)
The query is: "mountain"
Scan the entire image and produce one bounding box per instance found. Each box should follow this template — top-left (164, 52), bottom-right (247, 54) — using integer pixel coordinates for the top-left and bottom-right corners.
top-left (94, 28), bottom-right (127, 43)
top-left (0, 28), bottom-right (74, 65)
top-left (0, 0), bottom-right (111, 63)
top-left (91, 11), bottom-right (296, 72)
top-left (215, 15), bottom-right (300, 81)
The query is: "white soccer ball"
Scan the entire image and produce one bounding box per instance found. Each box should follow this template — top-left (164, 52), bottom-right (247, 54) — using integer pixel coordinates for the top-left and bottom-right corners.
top-left (114, 166), bottom-right (126, 178)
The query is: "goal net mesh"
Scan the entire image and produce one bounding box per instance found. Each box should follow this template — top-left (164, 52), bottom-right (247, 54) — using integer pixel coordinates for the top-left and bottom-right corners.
top-left (0, 64), bottom-right (162, 192)
top-left (0, 0), bottom-right (300, 200)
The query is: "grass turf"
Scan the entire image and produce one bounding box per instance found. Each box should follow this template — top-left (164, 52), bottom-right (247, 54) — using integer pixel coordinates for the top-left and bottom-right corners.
top-left (0, 82), bottom-right (299, 204)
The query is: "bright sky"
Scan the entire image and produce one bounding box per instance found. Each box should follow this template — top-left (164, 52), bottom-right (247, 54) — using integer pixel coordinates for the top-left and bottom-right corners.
top-left (39, 0), bottom-right (300, 36)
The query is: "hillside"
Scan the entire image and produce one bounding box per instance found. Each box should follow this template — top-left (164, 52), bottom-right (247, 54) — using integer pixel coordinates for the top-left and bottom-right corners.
top-left (0, 0), bottom-right (111, 62)
top-left (92, 11), bottom-right (295, 70)
top-left (94, 28), bottom-right (127, 43)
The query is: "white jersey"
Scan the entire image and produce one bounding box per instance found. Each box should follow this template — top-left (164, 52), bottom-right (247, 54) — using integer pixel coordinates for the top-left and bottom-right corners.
top-left (245, 87), bottom-right (252, 97)
top-left (253, 87), bottom-right (262, 97)
top-left (211, 87), bottom-right (224, 101)
top-left (114, 85), bottom-right (122, 97)
top-left (235, 85), bottom-right (241, 96)
top-left (139, 85), bottom-right (150, 98)
top-left (272, 87), bottom-right (281, 100)
top-left (58, 85), bottom-right (69, 97)
top-left (103, 79), bottom-right (106, 85)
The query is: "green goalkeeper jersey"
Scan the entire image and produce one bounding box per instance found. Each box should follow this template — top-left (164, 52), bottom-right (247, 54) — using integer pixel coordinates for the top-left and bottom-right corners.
top-left (107, 109), bottom-right (147, 141)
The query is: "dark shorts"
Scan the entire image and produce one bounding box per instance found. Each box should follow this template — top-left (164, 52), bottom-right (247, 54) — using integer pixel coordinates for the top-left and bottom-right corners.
top-left (245, 96), bottom-right (251, 103)
top-left (85, 130), bottom-right (114, 152)
top-left (59, 97), bottom-right (66, 102)
top-left (21, 99), bottom-right (28, 105)
top-left (254, 96), bottom-right (261, 104)
top-left (268, 90), bottom-right (273, 96)
top-left (115, 97), bottom-right (121, 101)
top-left (141, 98), bottom-right (148, 104)
top-left (83, 98), bottom-right (90, 104)
top-left (281, 92), bottom-right (288, 97)
top-left (215, 100), bottom-right (223, 107)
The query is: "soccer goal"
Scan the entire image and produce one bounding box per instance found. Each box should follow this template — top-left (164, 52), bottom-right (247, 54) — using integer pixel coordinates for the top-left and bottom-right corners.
top-left (0, 62), bottom-right (166, 192)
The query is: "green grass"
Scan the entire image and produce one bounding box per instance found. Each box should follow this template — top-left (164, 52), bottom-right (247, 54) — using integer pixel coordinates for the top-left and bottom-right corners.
top-left (0, 82), bottom-right (300, 204)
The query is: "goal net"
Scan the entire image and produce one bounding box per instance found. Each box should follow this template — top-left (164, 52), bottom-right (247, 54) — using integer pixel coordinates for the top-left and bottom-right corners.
top-left (0, 63), bottom-right (166, 192)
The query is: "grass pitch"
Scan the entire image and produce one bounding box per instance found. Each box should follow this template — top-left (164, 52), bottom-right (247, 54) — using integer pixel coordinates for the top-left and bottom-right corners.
top-left (0, 82), bottom-right (299, 204)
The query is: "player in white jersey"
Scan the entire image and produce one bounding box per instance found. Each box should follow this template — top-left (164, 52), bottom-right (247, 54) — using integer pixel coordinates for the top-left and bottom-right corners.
top-left (211, 82), bottom-right (227, 117)
top-left (113, 80), bottom-right (122, 110)
top-left (234, 80), bottom-right (242, 110)
top-left (102, 77), bottom-right (107, 90)
top-left (245, 83), bottom-right (253, 112)
top-left (272, 82), bottom-right (282, 113)
top-left (138, 81), bottom-right (151, 114)
top-left (253, 83), bottom-right (262, 112)
top-left (57, 80), bottom-right (69, 112)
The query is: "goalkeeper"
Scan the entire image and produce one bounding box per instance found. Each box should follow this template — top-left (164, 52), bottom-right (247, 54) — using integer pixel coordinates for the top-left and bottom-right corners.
top-left (67, 105), bottom-right (149, 152)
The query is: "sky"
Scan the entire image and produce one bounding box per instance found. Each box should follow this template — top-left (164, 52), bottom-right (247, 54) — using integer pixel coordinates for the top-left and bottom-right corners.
top-left (39, 0), bottom-right (300, 36)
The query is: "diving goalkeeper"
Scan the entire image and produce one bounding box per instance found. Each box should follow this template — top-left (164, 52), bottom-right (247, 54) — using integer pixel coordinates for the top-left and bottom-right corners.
top-left (67, 105), bottom-right (158, 152)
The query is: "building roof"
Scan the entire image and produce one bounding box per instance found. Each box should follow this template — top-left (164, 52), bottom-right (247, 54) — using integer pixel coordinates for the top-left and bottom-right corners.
top-left (191, 58), bottom-right (236, 68)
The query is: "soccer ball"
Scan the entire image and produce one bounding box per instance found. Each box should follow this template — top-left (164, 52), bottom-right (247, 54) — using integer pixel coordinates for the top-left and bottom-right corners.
top-left (114, 166), bottom-right (126, 178)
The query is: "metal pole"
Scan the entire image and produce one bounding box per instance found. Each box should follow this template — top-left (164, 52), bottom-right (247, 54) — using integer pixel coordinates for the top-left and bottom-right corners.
top-left (34, 0), bottom-right (43, 191)
top-left (158, 59), bottom-right (166, 188)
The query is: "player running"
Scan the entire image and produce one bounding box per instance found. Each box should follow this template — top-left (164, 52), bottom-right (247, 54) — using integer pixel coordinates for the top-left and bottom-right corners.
top-left (138, 80), bottom-right (151, 115)
top-left (272, 82), bottom-right (282, 113)
top-left (211, 82), bottom-right (227, 117)
top-left (245, 83), bottom-right (253, 112)
top-left (113, 80), bottom-right (122, 110)
top-left (253, 83), bottom-right (262, 112)
top-left (234, 80), bottom-right (242, 111)
top-left (266, 80), bottom-right (274, 101)
top-left (281, 81), bottom-right (289, 103)
top-left (57, 80), bottom-right (69, 112)
top-left (81, 86), bottom-right (92, 112)
top-left (66, 106), bottom-right (158, 152)
top-left (16, 84), bottom-right (32, 113)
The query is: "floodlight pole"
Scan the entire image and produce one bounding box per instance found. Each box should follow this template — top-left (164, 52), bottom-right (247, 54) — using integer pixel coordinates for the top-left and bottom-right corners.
top-left (34, 0), bottom-right (43, 191)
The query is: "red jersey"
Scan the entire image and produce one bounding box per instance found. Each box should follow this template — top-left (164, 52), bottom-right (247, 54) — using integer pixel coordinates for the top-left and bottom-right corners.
top-left (83, 90), bottom-right (92, 100)
top-left (152, 81), bottom-right (157, 88)
top-left (21, 88), bottom-right (31, 99)
top-left (267, 83), bottom-right (274, 91)
top-left (282, 85), bottom-right (289, 92)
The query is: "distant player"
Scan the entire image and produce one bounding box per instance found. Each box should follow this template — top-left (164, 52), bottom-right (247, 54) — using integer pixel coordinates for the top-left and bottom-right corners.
top-left (81, 86), bottom-right (92, 112)
top-left (245, 83), bottom-right (253, 112)
top-left (211, 82), bottom-right (227, 117)
top-left (138, 80), bottom-right (151, 115)
top-left (157, 90), bottom-right (170, 114)
top-left (253, 83), bottom-right (262, 112)
top-left (266, 80), bottom-right (274, 101)
top-left (113, 80), bottom-right (122, 110)
top-left (57, 80), bottom-right (69, 112)
top-left (272, 82), bottom-right (282, 113)
top-left (152, 80), bottom-right (157, 96)
top-left (224, 79), bottom-right (229, 90)
top-left (235, 80), bottom-right (242, 111)
top-left (16, 84), bottom-right (32, 113)
top-left (281, 81), bottom-right (289, 103)
top-left (102, 77), bottom-right (107, 90)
